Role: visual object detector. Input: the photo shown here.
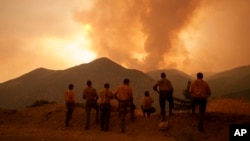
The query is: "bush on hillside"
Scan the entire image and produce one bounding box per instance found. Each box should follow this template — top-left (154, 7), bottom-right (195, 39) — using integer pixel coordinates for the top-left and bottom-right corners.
top-left (27, 100), bottom-right (56, 108)
top-left (183, 81), bottom-right (192, 100)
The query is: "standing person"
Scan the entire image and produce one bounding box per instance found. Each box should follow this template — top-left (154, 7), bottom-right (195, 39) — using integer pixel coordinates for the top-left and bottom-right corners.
top-left (114, 78), bottom-right (135, 133)
top-left (99, 83), bottom-right (113, 131)
top-left (64, 84), bottom-right (75, 127)
top-left (82, 80), bottom-right (99, 130)
top-left (153, 72), bottom-right (174, 121)
top-left (141, 91), bottom-right (155, 118)
top-left (189, 72), bottom-right (211, 132)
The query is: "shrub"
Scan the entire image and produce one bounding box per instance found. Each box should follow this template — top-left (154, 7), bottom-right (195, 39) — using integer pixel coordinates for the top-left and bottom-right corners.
top-left (27, 100), bottom-right (56, 108)
top-left (207, 98), bottom-right (250, 115)
top-left (183, 81), bottom-right (192, 100)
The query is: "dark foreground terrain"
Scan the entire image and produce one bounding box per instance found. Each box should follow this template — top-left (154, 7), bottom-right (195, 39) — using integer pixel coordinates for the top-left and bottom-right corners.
top-left (0, 103), bottom-right (250, 141)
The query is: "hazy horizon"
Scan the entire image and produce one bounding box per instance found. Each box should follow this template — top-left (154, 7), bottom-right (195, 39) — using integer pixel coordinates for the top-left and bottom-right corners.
top-left (1, 0), bottom-right (250, 83)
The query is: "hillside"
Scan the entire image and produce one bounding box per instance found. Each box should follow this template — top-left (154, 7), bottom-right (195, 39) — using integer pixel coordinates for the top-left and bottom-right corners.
top-left (146, 65), bottom-right (250, 100)
top-left (0, 99), bottom-right (250, 141)
top-left (0, 57), bottom-right (155, 109)
top-left (0, 68), bottom-right (59, 109)
top-left (206, 65), bottom-right (250, 99)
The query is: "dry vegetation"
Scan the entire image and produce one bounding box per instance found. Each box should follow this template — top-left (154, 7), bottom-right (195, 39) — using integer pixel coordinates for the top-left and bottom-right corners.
top-left (207, 98), bottom-right (250, 115)
top-left (0, 98), bottom-right (250, 141)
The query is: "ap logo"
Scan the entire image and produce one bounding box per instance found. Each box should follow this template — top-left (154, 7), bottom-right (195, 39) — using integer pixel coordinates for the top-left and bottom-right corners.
top-left (234, 129), bottom-right (247, 136)
top-left (230, 124), bottom-right (249, 141)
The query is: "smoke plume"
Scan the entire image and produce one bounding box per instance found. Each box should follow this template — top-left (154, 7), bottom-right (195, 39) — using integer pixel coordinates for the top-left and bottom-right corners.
top-left (74, 0), bottom-right (201, 71)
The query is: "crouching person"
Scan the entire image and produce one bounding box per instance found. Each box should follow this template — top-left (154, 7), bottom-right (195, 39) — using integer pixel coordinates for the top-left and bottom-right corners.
top-left (141, 91), bottom-right (156, 118)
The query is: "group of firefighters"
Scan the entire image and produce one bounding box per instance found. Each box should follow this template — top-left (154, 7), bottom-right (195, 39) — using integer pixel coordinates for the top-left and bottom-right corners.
top-left (64, 72), bottom-right (211, 133)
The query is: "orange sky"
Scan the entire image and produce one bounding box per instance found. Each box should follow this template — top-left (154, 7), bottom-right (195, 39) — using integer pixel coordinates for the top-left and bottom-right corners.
top-left (0, 0), bottom-right (250, 83)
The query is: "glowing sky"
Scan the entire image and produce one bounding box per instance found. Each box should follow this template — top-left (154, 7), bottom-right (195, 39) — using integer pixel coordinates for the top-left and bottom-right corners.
top-left (0, 0), bottom-right (250, 83)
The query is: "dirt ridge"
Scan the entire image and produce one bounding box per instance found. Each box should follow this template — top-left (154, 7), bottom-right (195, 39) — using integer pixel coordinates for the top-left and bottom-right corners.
top-left (0, 104), bottom-right (250, 141)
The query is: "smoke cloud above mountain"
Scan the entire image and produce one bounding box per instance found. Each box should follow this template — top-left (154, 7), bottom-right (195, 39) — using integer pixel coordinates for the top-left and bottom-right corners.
top-left (74, 0), bottom-right (201, 71)
top-left (0, 0), bottom-right (250, 82)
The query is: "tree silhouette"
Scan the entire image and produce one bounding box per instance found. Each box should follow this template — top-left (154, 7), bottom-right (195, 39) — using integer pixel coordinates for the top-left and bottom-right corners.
top-left (183, 81), bottom-right (191, 100)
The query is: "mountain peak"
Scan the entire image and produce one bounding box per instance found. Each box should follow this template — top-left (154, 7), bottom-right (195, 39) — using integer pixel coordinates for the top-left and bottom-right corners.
top-left (84, 57), bottom-right (125, 71)
top-left (92, 57), bottom-right (111, 62)
top-left (90, 57), bottom-right (119, 65)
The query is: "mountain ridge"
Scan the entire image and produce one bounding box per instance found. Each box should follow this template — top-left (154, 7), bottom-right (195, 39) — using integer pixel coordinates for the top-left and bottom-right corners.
top-left (0, 57), bottom-right (155, 109)
top-left (0, 57), bottom-right (250, 109)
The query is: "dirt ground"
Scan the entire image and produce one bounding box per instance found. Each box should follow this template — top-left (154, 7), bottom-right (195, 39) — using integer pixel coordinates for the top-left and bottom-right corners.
top-left (0, 104), bottom-right (250, 141)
